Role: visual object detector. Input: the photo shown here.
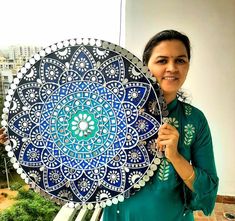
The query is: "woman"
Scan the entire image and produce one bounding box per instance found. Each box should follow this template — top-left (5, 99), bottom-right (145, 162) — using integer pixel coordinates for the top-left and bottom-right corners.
top-left (102, 30), bottom-right (218, 220)
top-left (0, 30), bottom-right (218, 221)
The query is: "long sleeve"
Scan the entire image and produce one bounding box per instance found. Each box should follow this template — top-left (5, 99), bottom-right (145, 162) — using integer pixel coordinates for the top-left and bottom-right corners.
top-left (184, 112), bottom-right (219, 215)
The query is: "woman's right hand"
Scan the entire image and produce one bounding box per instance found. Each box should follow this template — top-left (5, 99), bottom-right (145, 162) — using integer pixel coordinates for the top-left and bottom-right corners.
top-left (0, 128), bottom-right (8, 144)
top-left (156, 123), bottom-right (180, 162)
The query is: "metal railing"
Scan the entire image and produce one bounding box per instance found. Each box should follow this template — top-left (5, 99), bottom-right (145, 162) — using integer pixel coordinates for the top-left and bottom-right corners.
top-left (53, 204), bottom-right (103, 221)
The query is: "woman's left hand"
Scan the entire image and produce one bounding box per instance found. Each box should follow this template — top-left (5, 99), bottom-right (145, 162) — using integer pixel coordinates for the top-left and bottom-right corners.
top-left (156, 123), bottom-right (180, 162)
top-left (0, 128), bottom-right (8, 144)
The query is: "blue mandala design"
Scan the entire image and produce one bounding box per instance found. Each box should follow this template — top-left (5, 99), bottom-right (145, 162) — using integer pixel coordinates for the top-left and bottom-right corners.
top-left (2, 38), bottom-right (167, 208)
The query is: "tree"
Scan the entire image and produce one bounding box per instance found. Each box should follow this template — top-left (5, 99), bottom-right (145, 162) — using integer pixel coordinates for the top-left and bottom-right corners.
top-left (0, 95), bottom-right (13, 178)
top-left (0, 189), bottom-right (60, 221)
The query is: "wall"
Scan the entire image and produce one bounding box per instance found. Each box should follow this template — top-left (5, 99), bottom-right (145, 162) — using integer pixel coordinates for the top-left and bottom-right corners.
top-left (125, 0), bottom-right (235, 196)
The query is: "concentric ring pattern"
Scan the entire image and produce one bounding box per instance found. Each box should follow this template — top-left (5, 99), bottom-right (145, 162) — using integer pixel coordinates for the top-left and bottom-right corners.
top-left (2, 38), bottom-right (166, 208)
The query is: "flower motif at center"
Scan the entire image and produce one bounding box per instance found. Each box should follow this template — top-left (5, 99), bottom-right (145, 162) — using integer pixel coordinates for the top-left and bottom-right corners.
top-left (68, 110), bottom-right (99, 141)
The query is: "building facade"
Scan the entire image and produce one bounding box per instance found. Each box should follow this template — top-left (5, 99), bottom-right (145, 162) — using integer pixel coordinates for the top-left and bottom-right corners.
top-left (0, 45), bottom-right (42, 97)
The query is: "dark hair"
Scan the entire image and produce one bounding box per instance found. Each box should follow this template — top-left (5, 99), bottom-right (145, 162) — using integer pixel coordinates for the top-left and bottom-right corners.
top-left (142, 30), bottom-right (191, 65)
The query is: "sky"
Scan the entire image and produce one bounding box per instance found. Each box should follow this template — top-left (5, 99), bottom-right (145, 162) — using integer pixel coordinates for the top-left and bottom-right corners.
top-left (0, 0), bottom-right (124, 48)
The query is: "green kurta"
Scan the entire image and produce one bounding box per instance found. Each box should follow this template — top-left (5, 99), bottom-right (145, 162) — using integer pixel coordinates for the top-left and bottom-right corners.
top-left (103, 98), bottom-right (219, 221)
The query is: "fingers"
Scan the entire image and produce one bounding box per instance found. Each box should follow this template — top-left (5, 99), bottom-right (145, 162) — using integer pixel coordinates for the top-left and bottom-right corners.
top-left (158, 128), bottom-right (173, 136)
top-left (156, 142), bottom-right (166, 152)
top-left (155, 135), bottom-right (170, 150)
top-left (158, 124), bottom-right (179, 139)
top-left (0, 128), bottom-right (8, 144)
top-left (161, 123), bottom-right (175, 129)
top-left (157, 134), bottom-right (172, 140)
top-left (159, 123), bottom-right (177, 133)
top-left (155, 123), bottom-right (179, 152)
top-left (156, 138), bottom-right (172, 148)
top-left (0, 138), bottom-right (8, 144)
top-left (0, 134), bottom-right (8, 140)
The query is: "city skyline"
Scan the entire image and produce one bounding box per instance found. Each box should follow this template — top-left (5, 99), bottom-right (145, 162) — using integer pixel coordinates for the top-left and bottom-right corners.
top-left (0, 45), bottom-right (41, 58)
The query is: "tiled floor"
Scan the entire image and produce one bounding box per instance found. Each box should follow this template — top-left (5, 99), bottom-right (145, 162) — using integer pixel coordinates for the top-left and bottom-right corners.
top-left (194, 203), bottom-right (235, 221)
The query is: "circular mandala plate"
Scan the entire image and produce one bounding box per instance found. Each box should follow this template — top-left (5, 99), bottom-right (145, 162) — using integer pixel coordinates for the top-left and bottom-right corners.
top-left (2, 38), bottom-right (167, 208)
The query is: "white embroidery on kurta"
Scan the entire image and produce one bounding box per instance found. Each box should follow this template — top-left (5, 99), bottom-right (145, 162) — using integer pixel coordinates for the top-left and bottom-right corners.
top-left (158, 159), bottom-right (170, 181)
top-left (162, 117), bottom-right (169, 124)
top-left (184, 124), bottom-right (195, 146)
top-left (185, 105), bottom-right (192, 116)
top-left (166, 117), bottom-right (179, 128)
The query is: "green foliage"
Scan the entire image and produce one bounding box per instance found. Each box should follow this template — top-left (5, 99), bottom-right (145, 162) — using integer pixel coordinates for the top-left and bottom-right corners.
top-left (0, 172), bottom-right (26, 188)
top-left (0, 145), bottom-right (13, 176)
top-left (0, 96), bottom-right (60, 220)
top-left (16, 188), bottom-right (35, 200)
top-left (10, 182), bottom-right (23, 191)
top-left (84, 209), bottom-right (94, 221)
top-left (0, 183), bottom-right (8, 188)
top-left (10, 172), bottom-right (27, 185)
top-left (0, 189), bottom-right (60, 221)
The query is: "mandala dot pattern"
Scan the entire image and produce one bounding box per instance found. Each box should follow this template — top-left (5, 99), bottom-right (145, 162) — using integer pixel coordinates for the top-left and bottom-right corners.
top-left (2, 38), bottom-right (166, 208)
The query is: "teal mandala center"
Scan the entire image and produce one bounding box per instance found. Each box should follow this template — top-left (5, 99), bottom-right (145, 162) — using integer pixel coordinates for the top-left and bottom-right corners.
top-left (68, 110), bottom-right (98, 140)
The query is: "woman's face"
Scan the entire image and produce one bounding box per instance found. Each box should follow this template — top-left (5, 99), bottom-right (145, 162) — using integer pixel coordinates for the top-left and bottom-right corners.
top-left (147, 40), bottom-right (189, 103)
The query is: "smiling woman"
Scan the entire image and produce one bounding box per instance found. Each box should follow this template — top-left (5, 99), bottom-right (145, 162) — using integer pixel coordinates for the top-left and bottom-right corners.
top-left (147, 40), bottom-right (189, 104)
top-left (103, 30), bottom-right (219, 221)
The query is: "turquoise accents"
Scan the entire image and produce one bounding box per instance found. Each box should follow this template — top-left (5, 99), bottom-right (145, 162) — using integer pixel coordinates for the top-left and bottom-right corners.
top-left (68, 110), bottom-right (99, 141)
